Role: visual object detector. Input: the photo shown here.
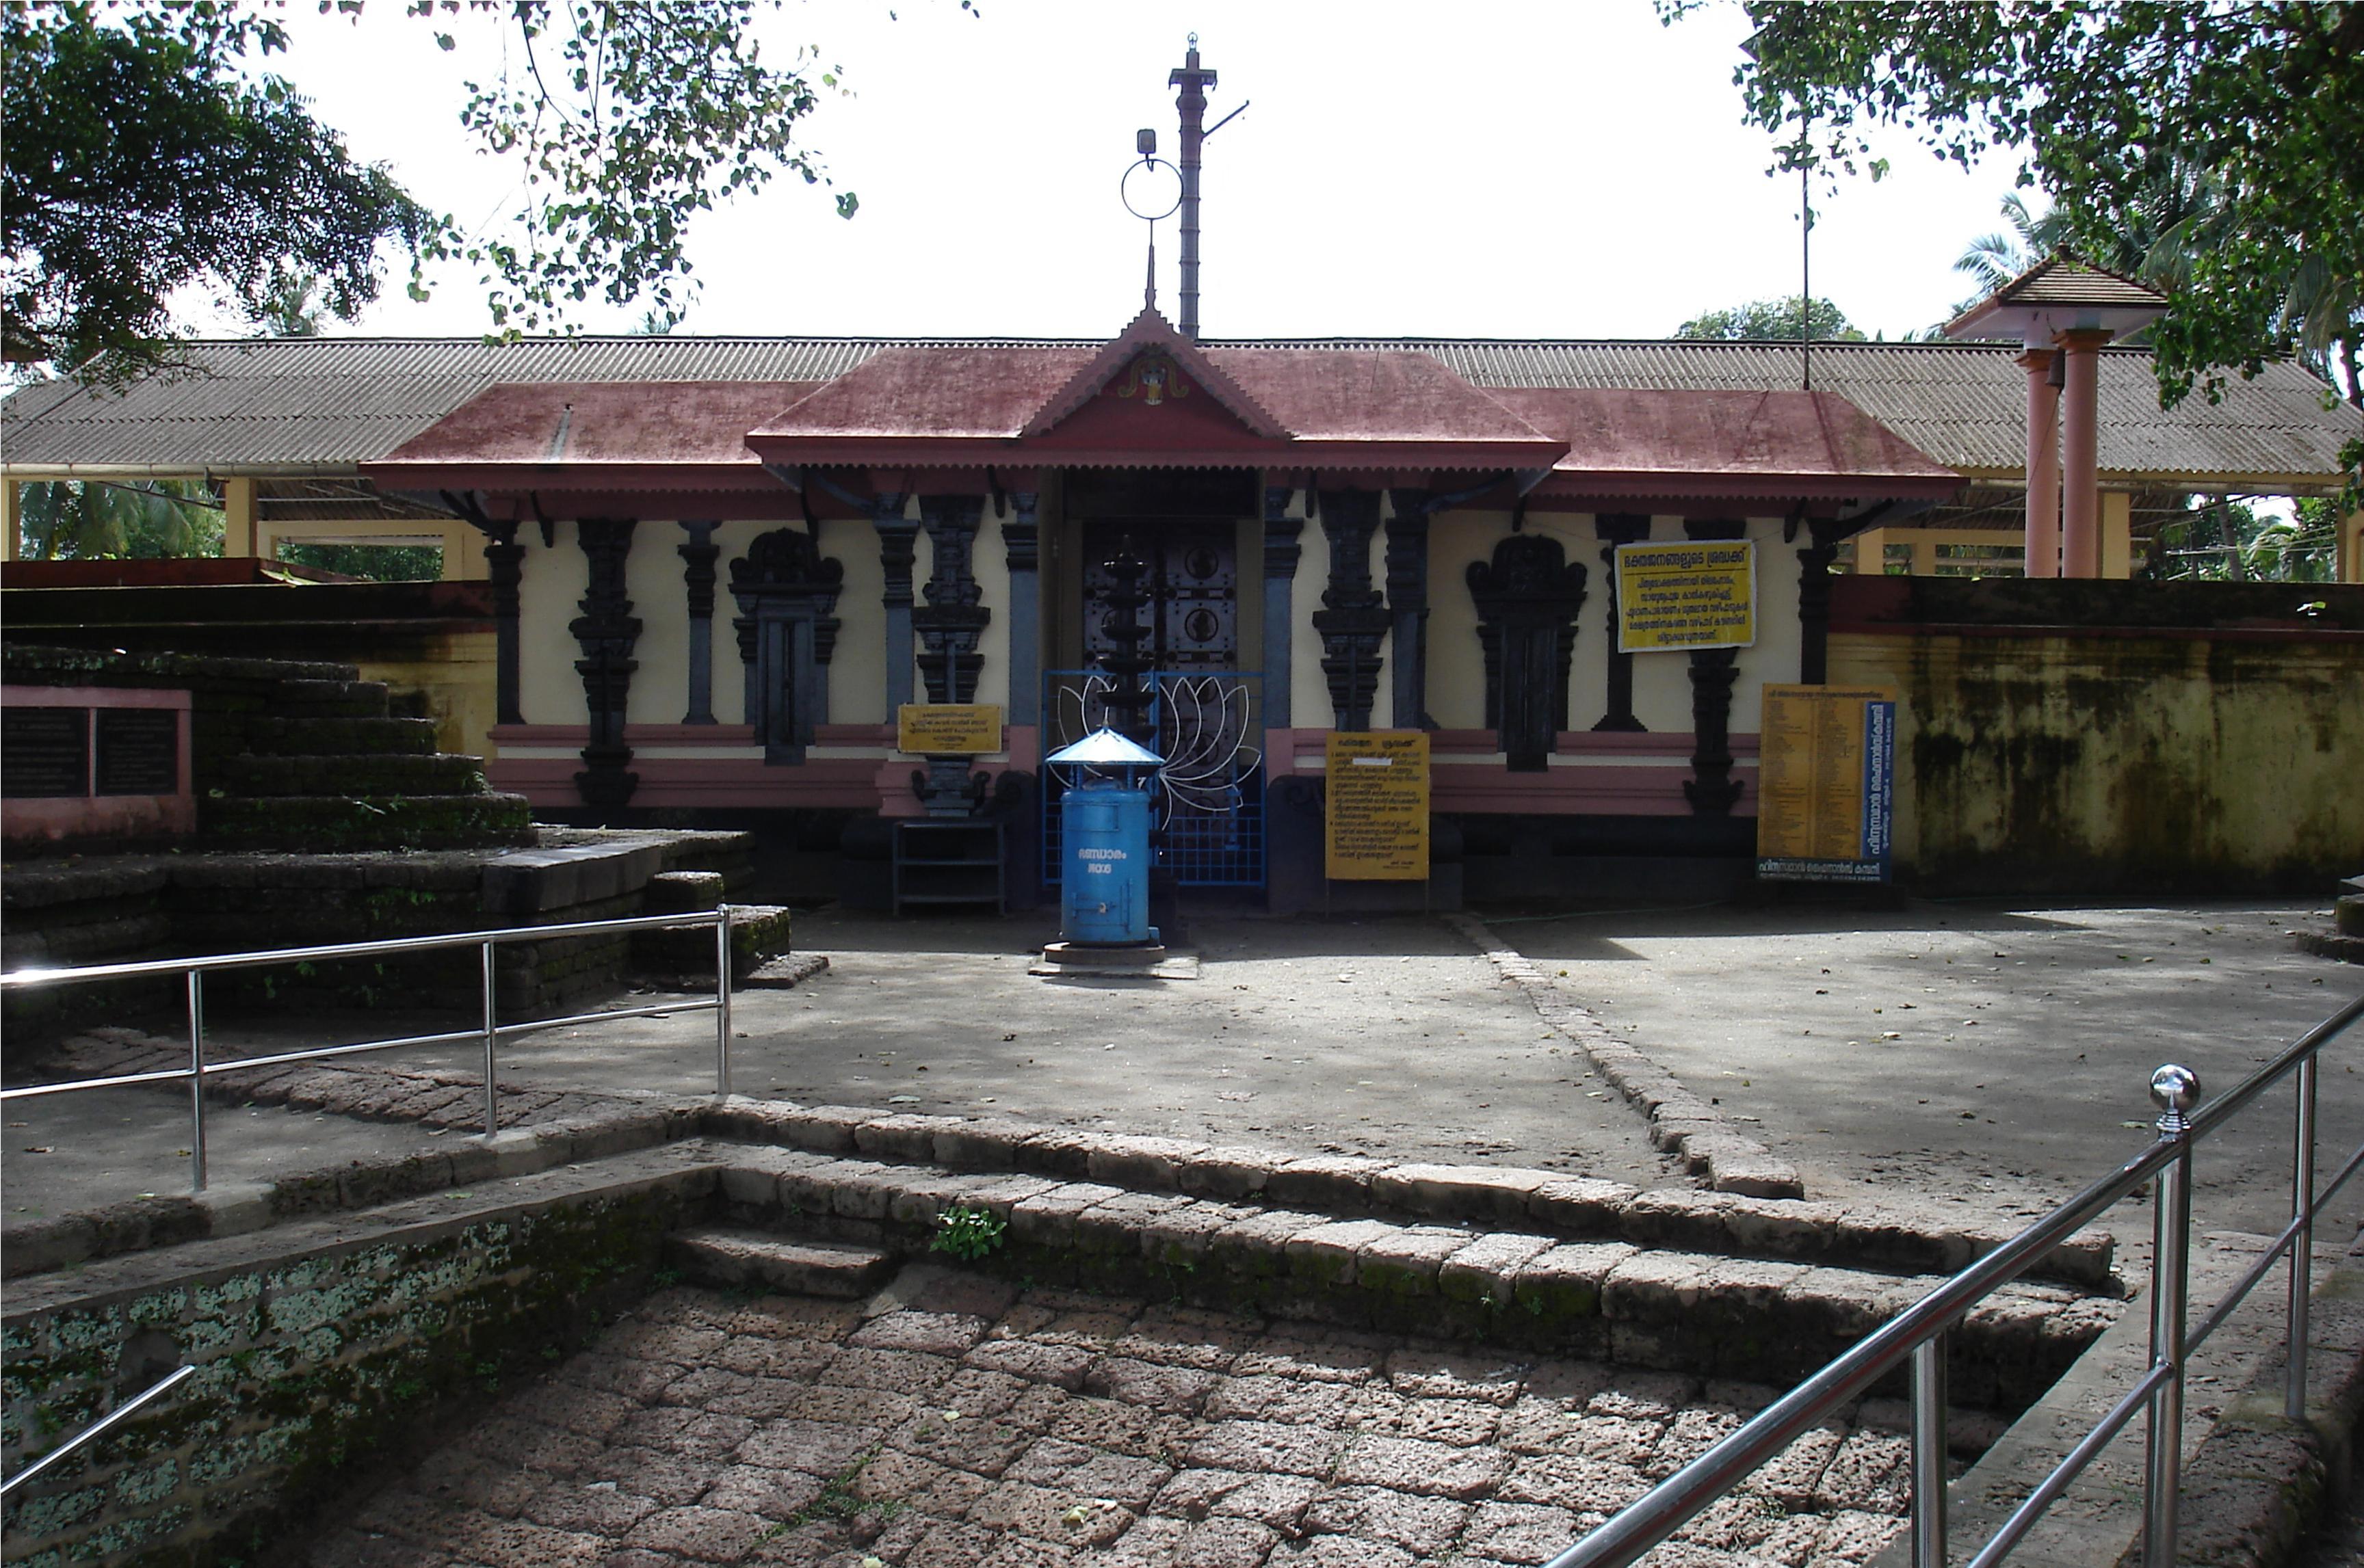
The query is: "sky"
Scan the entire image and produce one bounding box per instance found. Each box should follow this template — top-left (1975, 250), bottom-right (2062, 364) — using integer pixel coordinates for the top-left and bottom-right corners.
top-left (237, 0), bottom-right (2035, 344)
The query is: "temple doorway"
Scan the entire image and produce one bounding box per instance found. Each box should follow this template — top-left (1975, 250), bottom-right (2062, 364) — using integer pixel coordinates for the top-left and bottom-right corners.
top-left (1047, 470), bottom-right (1266, 890)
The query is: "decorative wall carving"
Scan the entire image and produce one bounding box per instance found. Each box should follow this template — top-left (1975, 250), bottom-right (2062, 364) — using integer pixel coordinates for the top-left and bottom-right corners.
top-left (1312, 488), bottom-right (1388, 730)
top-left (1261, 488), bottom-right (1303, 730)
top-left (1682, 518), bottom-right (1748, 814)
top-left (677, 520), bottom-right (720, 724)
top-left (915, 495), bottom-right (989, 704)
top-left (1592, 513), bottom-right (1651, 732)
top-left (569, 517), bottom-right (641, 812)
top-left (729, 525), bottom-right (845, 765)
top-left (480, 518), bottom-right (525, 725)
top-left (871, 494), bottom-right (916, 710)
top-left (1466, 531), bottom-right (1589, 771)
top-left (1795, 518), bottom-right (1850, 685)
top-left (1384, 490), bottom-right (1434, 732)
top-left (1002, 491), bottom-right (1041, 724)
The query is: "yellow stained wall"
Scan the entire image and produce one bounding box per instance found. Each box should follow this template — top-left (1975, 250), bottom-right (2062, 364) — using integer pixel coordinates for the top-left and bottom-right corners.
top-left (352, 631), bottom-right (499, 759)
top-left (1828, 629), bottom-right (2364, 889)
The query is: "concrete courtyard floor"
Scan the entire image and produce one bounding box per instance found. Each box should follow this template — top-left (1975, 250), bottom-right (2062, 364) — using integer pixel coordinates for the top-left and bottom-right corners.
top-left (10, 896), bottom-right (2359, 1249)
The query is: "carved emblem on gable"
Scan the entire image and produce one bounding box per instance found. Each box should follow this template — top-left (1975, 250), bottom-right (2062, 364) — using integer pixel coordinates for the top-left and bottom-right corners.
top-left (1112, 351), bottom-right (1192, 407)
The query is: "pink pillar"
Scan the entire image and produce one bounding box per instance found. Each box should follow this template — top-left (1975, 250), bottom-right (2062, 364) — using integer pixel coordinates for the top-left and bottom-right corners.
top-left (2057, 330), bottom-right (2109, 579)
top-left (2016, 347), bottom-right (2062, 578)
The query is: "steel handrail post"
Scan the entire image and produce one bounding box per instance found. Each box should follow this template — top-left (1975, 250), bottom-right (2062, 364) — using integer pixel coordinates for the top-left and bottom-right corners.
top-left (2142, 1064), bottom-right (2199, 1568)
top-left (2288, 1054), bottom-right (2317, 1422)
top-left (186, 970), bottom-right (207, 1193)
top-left (715, 903), bottom-right (733, 1097)
top-left (1910, 1331), bottom-right (1948, 1567)
top-left (480, 939), bottom-right (498, 1136)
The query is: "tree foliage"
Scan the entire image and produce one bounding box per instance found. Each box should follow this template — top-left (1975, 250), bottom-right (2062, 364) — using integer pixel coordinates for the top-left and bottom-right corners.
top-left (1664, 1), bottom-right (2364, 419)
top-left (15, 479), bottom-right (222, 560)
top-left (278, 540), bottom-right (445, 580)
top-left (1, 3), bottom-right (432, 374)
top-left (2138, 496), bottom-right (2342, 583)
top-left (1677, 295), bottom-right (1866, 342)
top-left (3, 0), bottom-right (909, 377)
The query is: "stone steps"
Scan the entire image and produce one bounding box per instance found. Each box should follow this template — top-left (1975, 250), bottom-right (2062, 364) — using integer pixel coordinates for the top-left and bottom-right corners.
top-left (215, 752), bottom-right (492, 798)
top-left (200, 793), bottom-right (534, 851)
top-left (664, 1225), bottom-right (894, 1297)
top-left (231, 716), bottom-right (441, 757)
top-left (265, 678), bottom-right (391, 719)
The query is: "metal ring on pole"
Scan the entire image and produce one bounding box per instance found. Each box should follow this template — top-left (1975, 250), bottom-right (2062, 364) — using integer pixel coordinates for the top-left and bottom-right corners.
top-left (1120, 157), bottom-right (1183, 223)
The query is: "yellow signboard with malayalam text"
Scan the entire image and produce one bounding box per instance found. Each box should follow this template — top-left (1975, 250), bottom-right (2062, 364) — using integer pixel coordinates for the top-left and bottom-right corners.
top-left (1324, 731), bottom-right (1430, 881)
top-left (1615, 539), bottom-right (1757, 652)
top-left (1757, 683), bottom-right (1897, 883)
top-left (896, 704), bottom-right (1004, 755)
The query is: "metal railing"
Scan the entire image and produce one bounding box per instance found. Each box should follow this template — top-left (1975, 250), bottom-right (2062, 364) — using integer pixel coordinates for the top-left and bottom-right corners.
top-left (1, 1371), bottom-right (194, 1504)
top-left (0, 1365), bottom-right (194, 1500)
top-left (1550, 992), bottom-right (2364, 1568)
top-left (0, 907), bottom-right (738, 1193)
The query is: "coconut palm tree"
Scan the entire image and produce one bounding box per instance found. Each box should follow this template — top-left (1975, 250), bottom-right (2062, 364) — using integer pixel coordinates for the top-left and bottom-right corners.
top-left (15, 478), bottom-right (218, 559)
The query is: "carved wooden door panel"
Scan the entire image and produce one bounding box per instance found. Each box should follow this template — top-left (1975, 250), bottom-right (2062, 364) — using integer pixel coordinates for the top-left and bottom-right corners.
top-left (1082, 521), bottom-right (1239, 672)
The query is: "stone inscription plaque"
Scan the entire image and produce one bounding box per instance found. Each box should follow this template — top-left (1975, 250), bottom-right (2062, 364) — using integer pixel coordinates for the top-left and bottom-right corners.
top-left (2, 707), bottom-right (90, 798)
top-left (96, 708), bottom-right (181, 796)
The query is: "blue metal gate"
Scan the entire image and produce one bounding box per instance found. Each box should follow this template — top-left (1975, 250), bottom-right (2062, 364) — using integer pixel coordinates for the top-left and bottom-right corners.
top-left (1041, 669), bottom-right (1265, 888)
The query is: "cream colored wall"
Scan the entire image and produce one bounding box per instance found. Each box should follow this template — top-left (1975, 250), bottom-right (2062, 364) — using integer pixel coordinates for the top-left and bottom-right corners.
top-left (975, 501), bottom-right (1013, 713)
top-left (828, 518), bottom-right (887, 726)
top-left (518, 524), bottom-right (590, 725)
top-left (1425, 509), bottom-right (1499, 731)
top-left (626, 522), bottom-right (692, 726)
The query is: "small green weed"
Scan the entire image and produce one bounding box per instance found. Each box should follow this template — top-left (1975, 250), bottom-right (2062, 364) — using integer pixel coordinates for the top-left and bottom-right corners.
top-left (932, 1205), bottom-right (1007, 1262)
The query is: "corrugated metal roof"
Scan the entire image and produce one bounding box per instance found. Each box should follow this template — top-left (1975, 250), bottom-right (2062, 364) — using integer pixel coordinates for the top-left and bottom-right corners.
top-left (4, 333), bottom-right (2355, 484)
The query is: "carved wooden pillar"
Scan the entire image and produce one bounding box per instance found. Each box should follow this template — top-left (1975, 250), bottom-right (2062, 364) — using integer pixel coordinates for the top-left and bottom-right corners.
top-left (872, 494), bottom-right (915, 711)
top-left (1592, 513), bottom-right (1650, 732)
top-left (915, 495), bottom-right (989, 704)
top-left (1467, 533), bottom-right (1588, 771)
top-left (1261, 486), bottom-right (1302, 730)
top-left (1002, 492), bottom-right (1040, 725)
top-left (569, 517), bottom-right (641, 813)
top-left (1384, 490), bottom-right (1434, 730)
top-left (1795, 518), bottom-right (1850, 685)
top-left (1681, 518), bottom-right (1746, 815)
top-left (678, 520), bottom-right (720, 723)
top-left (480, 518), bottom-right (525, 725)
top-left (1313, 488), bottom-right (1388, 730)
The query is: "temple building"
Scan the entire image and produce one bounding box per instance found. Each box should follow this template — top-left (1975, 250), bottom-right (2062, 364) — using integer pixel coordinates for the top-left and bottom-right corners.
top-left (4, 43), bottom-right (2357, 903)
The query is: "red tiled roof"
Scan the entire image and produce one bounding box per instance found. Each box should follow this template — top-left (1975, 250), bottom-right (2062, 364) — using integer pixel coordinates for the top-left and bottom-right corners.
top-left (1495, 388), bottom-right (1962, 500)
top-left (751, 348), bottom-right (1098, 442)
top-left (376, 380), bottom-right (814, 470)
top-left (749, 340), bottom-right (1566, 470)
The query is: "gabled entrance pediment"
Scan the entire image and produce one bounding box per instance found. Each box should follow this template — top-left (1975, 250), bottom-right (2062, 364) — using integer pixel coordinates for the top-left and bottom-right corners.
top-left (1021, 308), bottom-right (1289, 446)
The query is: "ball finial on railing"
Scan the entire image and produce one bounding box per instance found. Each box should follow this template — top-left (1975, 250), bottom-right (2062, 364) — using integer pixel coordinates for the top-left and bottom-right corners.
top-left (2149, 1063), bottom-right (2202, 1136)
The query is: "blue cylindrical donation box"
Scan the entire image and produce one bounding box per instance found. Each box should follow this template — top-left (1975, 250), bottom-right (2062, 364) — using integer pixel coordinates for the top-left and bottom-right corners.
top-left (1060, 780), bottom-right (1153, 944)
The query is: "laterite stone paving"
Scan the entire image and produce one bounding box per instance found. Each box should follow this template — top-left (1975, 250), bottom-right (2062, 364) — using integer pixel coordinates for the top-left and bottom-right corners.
top-left (307, 1274), bottom-right (1915, 1568)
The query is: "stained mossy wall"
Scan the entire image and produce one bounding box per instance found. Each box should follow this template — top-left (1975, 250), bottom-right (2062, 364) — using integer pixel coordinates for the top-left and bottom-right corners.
top-left (0, 1182), bottom-right (696, 1567)
top-left (1828, 630), bottom-right (2364, 893)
